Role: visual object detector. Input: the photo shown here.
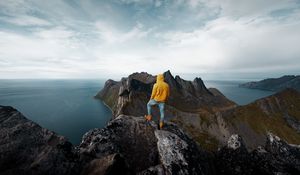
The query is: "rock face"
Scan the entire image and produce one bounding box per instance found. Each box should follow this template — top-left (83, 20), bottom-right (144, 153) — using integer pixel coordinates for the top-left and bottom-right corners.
top-left (95, 70), bottom-right (236, 117)
top-left (95, 70), bottom-right (237, 150)
top-left (2, 71), bottom-right (300, 175)
top-left (96, 71), bottom-right (300, 151)
top-left (0, 105), bottom-right (80, 175)
top-left (80, 153), bottom-right (130, 175)
top-left (79, 114), bottom-right (214, 175)
top-left (216, 133), bottom-right (300, 175)
top-left (220, 88), bottom-right (300, 149)
top-left (1, 104), bottom-right (300, 174)
top-left (240, 75), bottom-right (300, 91)
top-left (1, 105), bottom-right (212, 175)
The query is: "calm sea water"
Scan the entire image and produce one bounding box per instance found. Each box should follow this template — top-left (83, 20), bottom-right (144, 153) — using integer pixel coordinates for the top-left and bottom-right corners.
top-left (204, 80), bottom-right (274, 105)
top-left (0, 79), bottom-right (112, 145)
top-left (0, 79), bottom-right (274, 145)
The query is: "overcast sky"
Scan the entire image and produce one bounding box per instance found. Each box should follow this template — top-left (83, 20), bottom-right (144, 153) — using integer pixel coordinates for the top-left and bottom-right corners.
top-left (0, 0), bottom-right (300, 80)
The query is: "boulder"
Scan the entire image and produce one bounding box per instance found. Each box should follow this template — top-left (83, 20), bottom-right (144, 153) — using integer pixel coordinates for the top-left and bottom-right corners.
top-left (0, 105), bottom-right (80, 175)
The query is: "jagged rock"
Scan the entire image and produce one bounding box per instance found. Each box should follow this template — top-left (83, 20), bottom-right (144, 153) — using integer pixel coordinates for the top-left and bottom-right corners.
top-left (137, 165), bottom-right (165, 175)
top-left (0, 105), bottom-right (216, 175)
top-left (227, 134), bottom-right (246, 150)
top-left (95, 70), bottom-right (236, 118)
top-left (155, 130), bottom-right (204, 175)
top-left (2, 102), bottom-right (300, 175)
top-left (79, 114), bottom-right (214, 175)
top-left (79, 115), bottom-right (158, 173)
top-left (253, 133), bottom-right (300, 174)
top-left (0, 105), bottom-right (80, 175)
top-left (80, 153), bottom-right (131, 175)
top-left (96, 71), bottom-right (300, 152)
top-left (95, 70), bottom-right (237, 151)
top-left (216, 134), bottom-right (254, 175)
top-left (216, 133), bottom-right (300, 175)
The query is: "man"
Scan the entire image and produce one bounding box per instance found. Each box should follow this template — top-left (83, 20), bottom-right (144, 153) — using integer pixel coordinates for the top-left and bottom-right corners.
top-left (145, 74), bottom-right (170, 129)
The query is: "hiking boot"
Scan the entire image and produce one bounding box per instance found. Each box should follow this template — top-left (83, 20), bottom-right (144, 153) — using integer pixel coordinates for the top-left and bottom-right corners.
top-left (159, 121), bottom-right (164, 129)
top-left (144, 115), bottom-right (152, 121)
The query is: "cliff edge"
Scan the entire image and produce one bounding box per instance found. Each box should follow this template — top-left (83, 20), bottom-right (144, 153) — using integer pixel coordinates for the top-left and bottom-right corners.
top-left (1, 105), bottom-right (300, 174)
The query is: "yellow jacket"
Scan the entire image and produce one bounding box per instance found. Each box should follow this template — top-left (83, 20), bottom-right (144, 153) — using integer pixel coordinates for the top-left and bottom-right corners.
top-left (150, 74), bottom-right (170, 102)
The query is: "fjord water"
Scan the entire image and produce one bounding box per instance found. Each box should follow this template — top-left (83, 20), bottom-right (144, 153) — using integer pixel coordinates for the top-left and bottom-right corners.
top-left (0, 79), bottom-right (112, 145)
top-left (0, 79), bottom-right (274, 145)
top-left (205, 80), bottom-right (274, 105)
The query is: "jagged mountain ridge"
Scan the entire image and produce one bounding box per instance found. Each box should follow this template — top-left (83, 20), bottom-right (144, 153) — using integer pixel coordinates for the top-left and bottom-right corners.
top-left (219, 88), bottom-right (300, 149)
top-left (0, 106), bottom-right (80, 175)
top-left (240, 75), bottom-right (300, 91)
top-left (1, 105), bottom-right (300, 175)
top-left (95, 70), bottom-right (236, 117)
top-left (96, 71), bottom-right (300, 150)
top-left (0, 105), bottom-right (213, 175)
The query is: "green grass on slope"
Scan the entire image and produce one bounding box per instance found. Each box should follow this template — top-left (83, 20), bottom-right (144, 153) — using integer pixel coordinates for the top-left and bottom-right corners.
top-left (228, 89), bottom-right (300, 145)
top-left (171, 116), bottom-right (220, 151)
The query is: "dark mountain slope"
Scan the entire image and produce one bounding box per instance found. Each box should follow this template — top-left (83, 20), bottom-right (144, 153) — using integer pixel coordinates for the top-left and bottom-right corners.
top-left (221, 88), bottom-right (300, 149)
top-left (240, 75), bottom-right (300, 91)
top-left (96, 71), bottom-right (300, 151)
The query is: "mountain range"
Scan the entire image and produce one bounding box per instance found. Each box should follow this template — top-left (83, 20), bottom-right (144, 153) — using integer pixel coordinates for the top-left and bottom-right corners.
top-left (1, 71), bottom-right (300, 174)
top-left (240, 75), bottom-right (300, 91)
top-left (96, 71), bottom-right (300, 150)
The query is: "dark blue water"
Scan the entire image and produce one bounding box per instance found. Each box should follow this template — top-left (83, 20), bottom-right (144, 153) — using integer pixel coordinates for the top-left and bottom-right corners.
top-left (0, 79), bottom-right (112, 145)
top-left (204, 80), bottom-right (274, 105)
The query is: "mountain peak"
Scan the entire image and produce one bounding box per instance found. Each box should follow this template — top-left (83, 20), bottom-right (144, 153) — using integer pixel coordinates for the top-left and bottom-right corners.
top-left (96, 71), bottom-right (235, 117)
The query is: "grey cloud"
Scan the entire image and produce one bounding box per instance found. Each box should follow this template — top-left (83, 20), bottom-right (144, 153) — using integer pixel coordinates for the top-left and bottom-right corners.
top-left (0, 0), bottom-right (299, 79)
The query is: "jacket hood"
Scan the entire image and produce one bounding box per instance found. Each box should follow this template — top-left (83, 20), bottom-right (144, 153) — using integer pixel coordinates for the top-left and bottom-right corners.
top-left (156, 74), bottom-right (164, 82)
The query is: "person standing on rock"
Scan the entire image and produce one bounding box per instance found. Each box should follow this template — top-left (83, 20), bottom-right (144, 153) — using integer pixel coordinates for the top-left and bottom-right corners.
top-left (145, 74), bottom-right (170, 129)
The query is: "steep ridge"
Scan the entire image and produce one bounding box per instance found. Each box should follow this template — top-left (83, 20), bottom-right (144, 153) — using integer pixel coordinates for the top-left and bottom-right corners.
top-left (96, 71), bottom-right (300, 150)
top-left (215, 133), bottom-right (300, 174)
top-left (79, 115), bottom-right (215, 175)
top-left (0, 105), bottom-right (214, 175)
top-left (1, 105), bottom-right (300, 174)
top-left (240, 75), bottom-right (300, 91)
top-left (95, 71), bottom-right (237, 150)
top-left (95, 70), bottom-right (236, 117)
top-left (0, 106), bottom-right (80, 175)
top-left (220, 88), bottom-right (300, 149)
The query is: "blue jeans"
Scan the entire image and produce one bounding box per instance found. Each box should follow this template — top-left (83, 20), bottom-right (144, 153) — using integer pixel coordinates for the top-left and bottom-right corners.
top-left (147, 99), bottom-right (165, 122)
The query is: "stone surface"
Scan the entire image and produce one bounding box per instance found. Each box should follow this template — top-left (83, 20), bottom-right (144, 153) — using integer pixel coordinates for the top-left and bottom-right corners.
top-left (79, 115), bottom-right (159, 173)
top-left (95, 70), bottom-right (236, 118)
top-left (0, 105), bottom-right (80, 175)
top-left (95, 70), bottom-right (238, 150)
top-left (216, 133), bottom-right (300, 175)
top-left (80, 153), bottom-right (131, 175)
top-left (96, 71), bottom-right (300, 152)
top-left (155, 130), bottom-right (203, 175)
top-left (1, 105), bottom-right (300, 175)
top-left (79, 114), bottom-right (213, 174)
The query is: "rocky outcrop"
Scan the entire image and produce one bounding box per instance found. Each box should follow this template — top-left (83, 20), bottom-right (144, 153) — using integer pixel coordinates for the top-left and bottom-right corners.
top-left (2, 71), bottom-right (300, 175)
top-left (95, 70), bottom-right (236, 117)
top-left (1, 105), bottom-right (213, 175)
top-left (0, 105), bottom-right (80, 175)
top-left (215, 133), bottom-right (300, 175)
top-left (95, 70), bottom-right (237, 150)
top-left (96, 71), bottom-right (300, 151)
top-left (220, 88), bottom-right (300, 149)
top-left (79, 114), bottom-right (214, 175)
top-left (240, 75), bottom-right (300, 91)
top-left (1, 104), bottom-right (300, 174)
top-left (79, 115), bottom-right (159, 173)
top-left (80, 153), bottom-right (130, 175)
